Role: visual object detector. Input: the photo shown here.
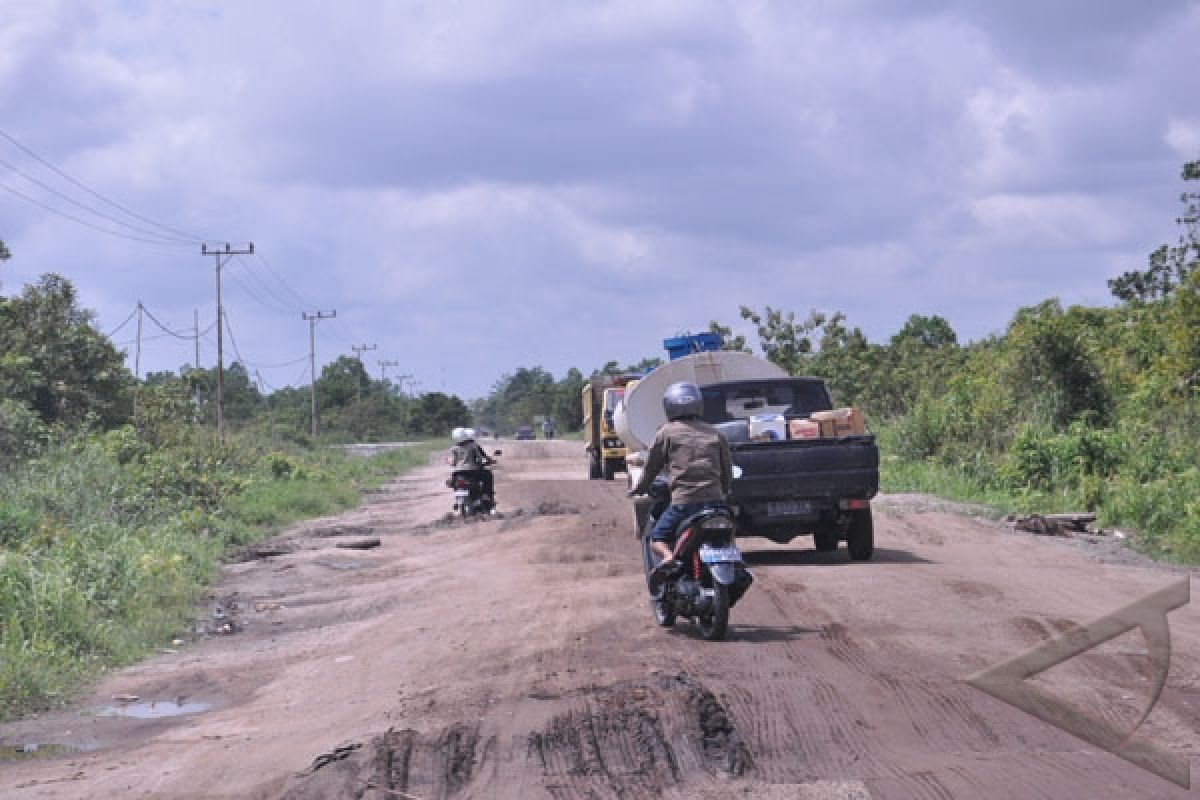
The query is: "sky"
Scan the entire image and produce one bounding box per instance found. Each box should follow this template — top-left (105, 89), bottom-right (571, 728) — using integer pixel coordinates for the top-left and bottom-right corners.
top-left (2, 1), bottom-right (1199, 401)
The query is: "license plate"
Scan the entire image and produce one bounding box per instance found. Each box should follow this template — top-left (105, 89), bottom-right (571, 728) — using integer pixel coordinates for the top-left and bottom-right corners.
top-left (767, 501), bottom-right (811, 516)
top-left (454, 490), bottom-right (469, 498)
top-left (699, 545), bottom-right (742, 563)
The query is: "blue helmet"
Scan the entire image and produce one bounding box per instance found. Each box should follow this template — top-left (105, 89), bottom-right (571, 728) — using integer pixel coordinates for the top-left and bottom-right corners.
top-left (663, 381), bottom-right (703, 420)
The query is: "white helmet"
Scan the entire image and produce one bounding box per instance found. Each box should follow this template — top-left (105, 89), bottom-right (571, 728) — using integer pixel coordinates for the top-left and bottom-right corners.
top-left (463, 427), bottom-right (477, 441)
top-left (451, 427), bottom-right (469, 444)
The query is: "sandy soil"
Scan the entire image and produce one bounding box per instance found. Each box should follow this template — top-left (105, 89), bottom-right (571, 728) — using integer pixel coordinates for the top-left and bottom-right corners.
top-left (1, 439), bottom-right (1197, 799)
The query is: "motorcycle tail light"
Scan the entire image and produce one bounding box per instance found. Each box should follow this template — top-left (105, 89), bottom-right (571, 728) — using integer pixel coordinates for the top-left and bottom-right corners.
top-left (455, 478), bottom-right (468, 489)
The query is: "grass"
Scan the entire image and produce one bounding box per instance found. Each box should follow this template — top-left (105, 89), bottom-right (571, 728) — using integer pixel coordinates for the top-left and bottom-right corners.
top-left (0, 431), bottom-right (439, 721)
top-left (880, 451), bottom-right (1200, 564)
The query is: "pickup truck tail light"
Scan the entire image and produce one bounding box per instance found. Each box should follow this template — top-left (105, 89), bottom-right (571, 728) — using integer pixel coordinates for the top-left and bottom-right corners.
top-left (838, 498), bottom-right (870, 510)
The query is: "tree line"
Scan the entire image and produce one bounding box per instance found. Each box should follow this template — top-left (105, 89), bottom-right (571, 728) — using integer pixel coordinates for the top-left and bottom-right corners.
top-left (0, 259), bottom-right (470, 463)
top-left (4, 159), bottom-right (1199, 559)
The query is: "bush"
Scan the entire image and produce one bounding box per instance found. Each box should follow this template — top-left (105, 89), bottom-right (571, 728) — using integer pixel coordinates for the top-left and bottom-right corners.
top-left (0, 399), bottom-right (48, 466)
top-left (0, 429), bottom-right (436, 719)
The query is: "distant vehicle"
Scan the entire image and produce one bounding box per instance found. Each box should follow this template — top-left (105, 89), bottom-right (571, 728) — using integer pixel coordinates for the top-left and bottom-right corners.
top-left (515, 425), bottom-right (535, 440)
top-left (583, 377), bottom-right (632, 480)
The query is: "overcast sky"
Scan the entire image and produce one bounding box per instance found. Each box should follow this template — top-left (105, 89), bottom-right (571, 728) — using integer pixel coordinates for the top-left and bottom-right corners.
top-left (2, 1), bottom-right (1199, 400)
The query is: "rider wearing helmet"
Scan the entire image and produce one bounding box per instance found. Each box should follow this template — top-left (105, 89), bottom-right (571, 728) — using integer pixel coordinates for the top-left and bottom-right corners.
top-left (629, 382), bottom-right (733, 581)
top-left (449, 427), bottom-right (497, 504)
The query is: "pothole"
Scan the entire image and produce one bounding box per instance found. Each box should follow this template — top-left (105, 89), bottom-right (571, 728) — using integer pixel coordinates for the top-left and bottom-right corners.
top-left (0, 742), bottom-right (93, 761)
top-left (99, 700), bottom-right (213, 719)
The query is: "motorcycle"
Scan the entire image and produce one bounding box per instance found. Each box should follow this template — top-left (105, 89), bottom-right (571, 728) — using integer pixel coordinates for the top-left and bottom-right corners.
top-left (638, 482), bottom-right (753, 641)
top-left (451, 469), bottom-right (494, 518)
top-left (450, 451), bottom-right (501, 519)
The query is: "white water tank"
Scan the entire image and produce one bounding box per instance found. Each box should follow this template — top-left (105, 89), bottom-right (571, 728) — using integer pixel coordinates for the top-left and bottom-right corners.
top-left (613, 351), bottom-right (786, 452)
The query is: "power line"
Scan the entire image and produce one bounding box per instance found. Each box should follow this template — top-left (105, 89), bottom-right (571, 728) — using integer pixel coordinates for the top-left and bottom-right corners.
top-left (141, 304), bottom-right (196, 340)
top-left (226, 265), bottom-right (296, 316)
top-left (106, 306), bottom-right (139, 337)
top-left (0, 155), bottom-right (194, 245)
top-left (0, 126), bottom-right (211, 243)
top-left (0, 181), bottom-right (196, 248)
top-left (223, 310), bottom-right (248, 367)
top-left (253, 251), bottom-right (313, 309)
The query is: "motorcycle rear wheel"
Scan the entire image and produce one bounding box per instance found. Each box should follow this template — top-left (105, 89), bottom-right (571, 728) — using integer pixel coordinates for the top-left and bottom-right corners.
top-left (696, 584), bottom-right (730, 641)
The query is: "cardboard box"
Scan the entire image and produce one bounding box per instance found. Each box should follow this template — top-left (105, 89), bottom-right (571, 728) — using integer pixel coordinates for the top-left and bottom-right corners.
top-left (788, 418), bottom-right (820, 439)
top-left (809, 407), bottom-right (866, 437)
top-left (749, 413), bottom-right (787, 442)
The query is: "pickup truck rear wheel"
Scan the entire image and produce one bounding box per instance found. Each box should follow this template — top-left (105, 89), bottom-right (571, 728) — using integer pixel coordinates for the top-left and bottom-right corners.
top-left (847, 509), bottom-right (874, 561)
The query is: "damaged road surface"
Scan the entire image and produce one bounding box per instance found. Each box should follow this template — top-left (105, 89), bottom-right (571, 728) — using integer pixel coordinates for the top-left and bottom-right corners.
top-left (1, 441), bottom-right (1198, 799)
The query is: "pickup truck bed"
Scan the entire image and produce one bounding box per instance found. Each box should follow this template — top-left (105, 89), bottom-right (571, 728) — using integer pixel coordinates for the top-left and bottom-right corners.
top-left (631, 376), bottom-right (881, 559)
top-left (728, 433), bottom-right (878, 542)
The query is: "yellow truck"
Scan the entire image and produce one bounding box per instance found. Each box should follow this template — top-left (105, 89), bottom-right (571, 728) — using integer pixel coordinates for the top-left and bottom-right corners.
top-left (582, 378), bottom-right (630, 480)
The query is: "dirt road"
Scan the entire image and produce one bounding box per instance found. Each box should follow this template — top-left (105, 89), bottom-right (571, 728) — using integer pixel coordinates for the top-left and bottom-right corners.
top-left (2, 440), bottom-right (1198, 799)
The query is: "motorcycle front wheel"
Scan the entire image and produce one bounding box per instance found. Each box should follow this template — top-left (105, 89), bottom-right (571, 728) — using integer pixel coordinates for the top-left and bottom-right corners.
top-left (696, 583), bottom-right (730, 641)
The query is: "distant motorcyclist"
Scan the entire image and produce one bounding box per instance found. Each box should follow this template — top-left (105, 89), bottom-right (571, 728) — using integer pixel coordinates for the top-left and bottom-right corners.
top-left (448, 427), bottom-right (497, 504)
top-left (628, 382), bottom-right (733, 583)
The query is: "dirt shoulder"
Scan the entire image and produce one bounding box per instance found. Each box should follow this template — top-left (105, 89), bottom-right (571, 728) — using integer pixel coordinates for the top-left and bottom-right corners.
top-left (1, 440), bottom-right (1196, 799)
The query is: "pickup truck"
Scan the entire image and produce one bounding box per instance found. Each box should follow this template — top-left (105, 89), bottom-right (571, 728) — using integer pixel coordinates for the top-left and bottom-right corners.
top-left (633, 377), bottom-right (880, 560)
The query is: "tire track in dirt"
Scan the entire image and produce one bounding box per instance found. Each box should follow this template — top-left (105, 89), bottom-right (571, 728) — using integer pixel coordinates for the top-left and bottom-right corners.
top-left (280, 674), bottom-right (751, 799)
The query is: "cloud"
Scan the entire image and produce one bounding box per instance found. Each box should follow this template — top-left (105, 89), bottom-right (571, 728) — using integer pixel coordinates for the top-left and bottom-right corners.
top-left (2, 1), bottom-right (1200, 400)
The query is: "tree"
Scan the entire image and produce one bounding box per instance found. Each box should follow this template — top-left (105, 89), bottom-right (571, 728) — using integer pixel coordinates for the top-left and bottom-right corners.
top-left (1109, 160), bottom-right (1200, 303)
top-left (407, 392), bottom-right (470, 436)
top-left (708, 319), bottom-right (750, 352)
top-left (891, 314), bottom-right (958, 349)
top-left (739, 304), bottom-right (827, 375)
top-left (316, 355), bottom-right (368, 410)
top-left (810, 312), bottom-right (876, 406)
top-left (0, 273), bottom-right (132, 427)
top-left (1003, 299), bottom-right (1110, 429)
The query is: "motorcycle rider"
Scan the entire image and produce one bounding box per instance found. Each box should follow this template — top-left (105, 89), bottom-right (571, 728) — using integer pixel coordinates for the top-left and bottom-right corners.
top-left (628, 382), bottom-right (733, 584)
top-left (449, 427), bottom-right (497, 507)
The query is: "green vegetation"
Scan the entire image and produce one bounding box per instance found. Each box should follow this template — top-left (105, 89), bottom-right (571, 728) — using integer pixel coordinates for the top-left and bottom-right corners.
top-left (725, 159), bottom-right (1200, 563)
top-left (0, 420), bottom-right (435, 719)
top-left (2, 159), bottom-right (1198, 718)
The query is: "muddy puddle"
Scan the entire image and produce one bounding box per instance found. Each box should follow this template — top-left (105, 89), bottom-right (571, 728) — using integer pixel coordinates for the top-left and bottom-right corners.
top-left (0, 742), bottom-right (93, 762)
top-left (99, 700), bottom-right (213, 720)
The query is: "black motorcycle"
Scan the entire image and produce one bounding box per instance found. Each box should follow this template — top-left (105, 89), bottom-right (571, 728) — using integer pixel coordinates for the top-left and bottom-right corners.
top-left (450, 450), bottom-right (500, 518)
top-left (451, 469), bottom-right (494, 518)
top-left (638, 484), bottom-right (753, 640)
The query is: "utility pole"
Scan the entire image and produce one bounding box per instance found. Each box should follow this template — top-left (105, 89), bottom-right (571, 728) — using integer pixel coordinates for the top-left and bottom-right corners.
top-left (192, 308), bottom-right (202, 418)
top-left (193, 309), bottom-right (200, 370)
top-left (201, 242), bottom-right (254, 439)
top-left (303, 310), bottom-right (336, 436)
top-left (377, 359), bottom-right (400, 383)
top-left (134, 301), bottom-right (144, 430)
top-left (351, 343), bottom-right (377, 403)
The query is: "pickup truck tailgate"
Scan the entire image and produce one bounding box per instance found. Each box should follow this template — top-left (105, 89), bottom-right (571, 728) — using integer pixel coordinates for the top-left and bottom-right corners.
top-left (730, 435), bottom-right (879, 503)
